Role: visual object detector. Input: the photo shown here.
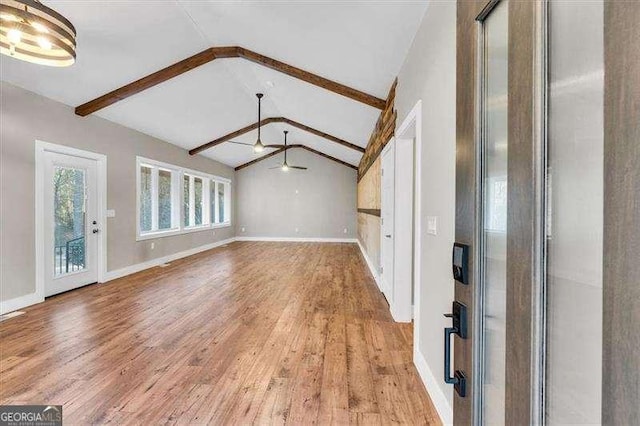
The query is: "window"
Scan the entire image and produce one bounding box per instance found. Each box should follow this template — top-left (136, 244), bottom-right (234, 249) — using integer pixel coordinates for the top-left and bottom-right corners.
top-left (137, 161), bottom-right (179, 236)
top-left (140, 166), bottom-right (152, 232)
top-left (183, 174), bottom-right (208, 228)
top-left (137, 157), bottom-right (231, 240)
top-left (210, 180), bottom-right (231, 225)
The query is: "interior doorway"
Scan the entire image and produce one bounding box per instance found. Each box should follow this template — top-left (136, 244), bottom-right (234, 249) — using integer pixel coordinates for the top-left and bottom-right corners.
top-left (36, 141), bottom-right (107, 298)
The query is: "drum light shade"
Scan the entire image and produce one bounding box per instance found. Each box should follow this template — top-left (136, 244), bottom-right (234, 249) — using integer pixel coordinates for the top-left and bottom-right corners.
top-left (0, 0), bottom-right (76, 66)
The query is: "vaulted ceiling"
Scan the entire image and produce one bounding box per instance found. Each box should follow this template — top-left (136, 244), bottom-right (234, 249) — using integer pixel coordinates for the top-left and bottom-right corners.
top-left (0, 1), bottom-right (428, 168)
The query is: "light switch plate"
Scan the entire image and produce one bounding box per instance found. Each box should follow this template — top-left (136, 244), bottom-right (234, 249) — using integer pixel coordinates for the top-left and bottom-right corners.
top-left (106, 209), bottom-right (116, 218)
top-left (427, 216), bottom-right (438, 235)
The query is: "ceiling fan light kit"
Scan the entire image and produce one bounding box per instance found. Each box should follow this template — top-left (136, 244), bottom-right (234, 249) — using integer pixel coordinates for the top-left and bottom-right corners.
top-left (270, 130), bottom-right (308, 172)
top-left (0, 0), bottom-right (76, 66)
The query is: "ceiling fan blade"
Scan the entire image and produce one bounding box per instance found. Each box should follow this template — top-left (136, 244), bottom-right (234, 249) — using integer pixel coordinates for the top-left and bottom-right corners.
top-left (264, 144), bottom-right (285, 148)
top-left (227, 140), bottom-right (254, 146)
top-left (290, 166), bottom-right (308, 170)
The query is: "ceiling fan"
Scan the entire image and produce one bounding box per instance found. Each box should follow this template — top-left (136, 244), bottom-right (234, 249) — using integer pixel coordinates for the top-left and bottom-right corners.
top-left (270, 131), bottom-right (308, 172)
top-left (227, 93), bottom-right (284, 152)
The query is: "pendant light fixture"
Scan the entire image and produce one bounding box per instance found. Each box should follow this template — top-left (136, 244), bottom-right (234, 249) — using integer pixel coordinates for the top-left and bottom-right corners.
top-left (281, 131), bottom-right (289, 171)
top-left (0, 0), bottom-right (76, 67)
top-left (253, 93), bottom-right (265, 153)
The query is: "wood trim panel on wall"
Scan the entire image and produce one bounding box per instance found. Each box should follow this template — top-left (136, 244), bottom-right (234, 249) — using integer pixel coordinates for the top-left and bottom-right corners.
top-left (357, 208), bottom-right (381, 217)
top-left (603, 1), bottom-right (640, 424)
top-left (357, 156), bottom-right (381, 211)
top-left (357, 79), bottom-right (397, 181)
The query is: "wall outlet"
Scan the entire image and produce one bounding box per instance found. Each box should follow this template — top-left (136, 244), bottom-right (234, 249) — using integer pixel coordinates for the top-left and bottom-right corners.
top-left (241, 227), bottom-right (245, 233)
top-left (150, 242), bottom-right (155, 250)
top-left (427, 216), bottom-right (438, 235)
top-left (343, 228), bottom-right (348, 234)
top-left (295, 227), bottom-right (299, 233)
top-left (106, 209), bottom-right (116, 218)
top-left (295, 189), bottom-right (299, 194)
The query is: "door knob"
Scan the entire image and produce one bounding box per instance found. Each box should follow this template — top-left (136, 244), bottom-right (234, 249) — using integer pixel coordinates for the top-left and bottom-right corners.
top-left (385, 234), bottom-right (392, 238)
top-left (92, 229), bottom-right (99, 234)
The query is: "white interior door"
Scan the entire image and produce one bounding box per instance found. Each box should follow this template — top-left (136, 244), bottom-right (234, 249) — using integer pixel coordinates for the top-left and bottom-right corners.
top-left (392, 137), bottom-right (414, 322)
top-left (380, 140), bottom-right (395, 302)
top-left (43, 151), bottom-right (99, 296)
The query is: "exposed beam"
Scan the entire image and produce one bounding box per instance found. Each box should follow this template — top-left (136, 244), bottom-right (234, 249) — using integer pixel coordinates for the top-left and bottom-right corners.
top-left (279, 118), bottom-right (365, 153)
top-left (189, 117), bottom-right (281, 155)
top-left (75, 47), bottom-right (238, 116)
top-left (234, 146), bottom-right (289, 171)
top-left (75, 46), bottom-right (385, 117)
top-left (298, 145), bottom-right (359, 170)
top-left (234, 144), bottom-right (357, 171)
top-left (236, 48), bottom-right (385, 109)
top-left (189, 116), bottom-right (364, 155)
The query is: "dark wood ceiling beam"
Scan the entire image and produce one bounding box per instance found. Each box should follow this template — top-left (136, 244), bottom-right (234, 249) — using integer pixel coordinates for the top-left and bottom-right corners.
top-left (298, 145), bottom-right (358, 170)
top-left (234, 144), bottom-right (357, 171)
top-left (279, 118), bottom-right (365, 153)
top-left (236, 48), bottom-right (386, 110)
top-left (75, 46), bottom-right (385, 117)
top-left (189, 117), bottom-right (364, 155)
top-left (189, 117), bottom-right (281, 155)
top-left (234, 145), bottom-right (291, 171)
top-left (75, 47), bottom-right (239, 116)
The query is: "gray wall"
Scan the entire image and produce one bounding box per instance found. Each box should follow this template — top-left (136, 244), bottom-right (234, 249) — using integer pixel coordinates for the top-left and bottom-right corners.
top-left (236, 148), bottom-right (357, 239)
top-left (394, 0), bottom-right (457, 416)
top-left (0, 82), bottom-right (235, 302)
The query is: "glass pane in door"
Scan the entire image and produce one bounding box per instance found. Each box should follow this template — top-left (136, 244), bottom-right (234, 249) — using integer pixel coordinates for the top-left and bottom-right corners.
top-left (53, 166), bottom-right (87, 276)
top-left (480, 1), bottom-right (508, 424)
top-left (545, 1), bottom-right (603, 424)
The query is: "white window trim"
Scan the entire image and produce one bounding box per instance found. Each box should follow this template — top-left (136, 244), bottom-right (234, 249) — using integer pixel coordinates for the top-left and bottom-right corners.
top-left (136, 157), bottom-right (232, 241)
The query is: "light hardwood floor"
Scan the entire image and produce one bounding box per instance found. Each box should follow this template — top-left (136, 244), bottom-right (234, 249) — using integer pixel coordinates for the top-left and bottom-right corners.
top-left (0, 241), bottom-right (440, 425)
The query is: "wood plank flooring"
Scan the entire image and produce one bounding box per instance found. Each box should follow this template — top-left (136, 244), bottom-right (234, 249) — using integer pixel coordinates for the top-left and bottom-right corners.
top-left (0, 242), bottom-right (440, 425)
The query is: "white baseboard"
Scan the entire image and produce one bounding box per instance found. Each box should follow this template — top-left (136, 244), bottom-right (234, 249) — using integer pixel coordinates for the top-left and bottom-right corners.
top-left (235, 236), bottom-right (357, 243)
top-left (0, 292), bottom-right (44, 315)
top-left (356, 239), bottom-right (381, 289)
top-left (103, 237), bottom-right (237, 282)
top-left (413, 347), bottom-right (453, 425)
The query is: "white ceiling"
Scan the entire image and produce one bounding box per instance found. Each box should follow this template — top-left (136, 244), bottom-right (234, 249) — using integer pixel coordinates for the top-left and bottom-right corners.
top-left (0, 1), bottom-right (428, 168)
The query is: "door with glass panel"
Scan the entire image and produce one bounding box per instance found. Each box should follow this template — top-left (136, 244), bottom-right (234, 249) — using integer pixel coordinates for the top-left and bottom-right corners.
top-left (43, 152), bottom-right (99, 296)
top-left (456, 0), bottom-right (639, 424)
